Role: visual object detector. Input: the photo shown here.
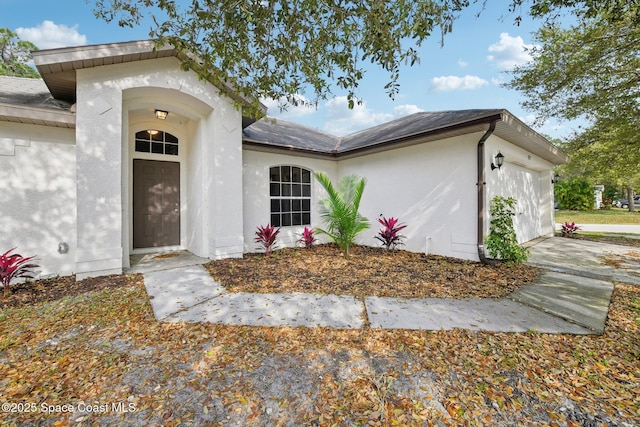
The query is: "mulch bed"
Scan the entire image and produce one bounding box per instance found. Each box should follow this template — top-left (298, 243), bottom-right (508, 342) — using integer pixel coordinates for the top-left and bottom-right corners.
top-left (1, 274), bottom-right (140, 309)
top-left (205, 244), bottom-right (540, 299)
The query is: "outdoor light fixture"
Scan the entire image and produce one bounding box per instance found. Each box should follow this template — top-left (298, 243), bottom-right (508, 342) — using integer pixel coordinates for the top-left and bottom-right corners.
top-left (155, 109), bottom-right (168, 120)
top-left (552, 173), bottom-right (561, 184)
top-left (491, 152), bottom-right (504, 170)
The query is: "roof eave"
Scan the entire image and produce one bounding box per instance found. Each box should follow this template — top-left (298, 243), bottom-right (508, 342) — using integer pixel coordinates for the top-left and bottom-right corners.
top-left (242, 110), bottom-right (569, 165)
top-left (337, 113), bottom-right (505, 157)
top-left (0, 103), bottom-right (76, 128)
top-left (31, 40), bottom-right (266, 121)
top-left (242, 139), bottom-right (338, 158)
top-left (494, 111), bottom-right (569, 165)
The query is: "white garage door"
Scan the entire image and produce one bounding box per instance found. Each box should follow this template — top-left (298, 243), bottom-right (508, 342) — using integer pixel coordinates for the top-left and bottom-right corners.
top-left (505, 164), bottom-right (542, 243)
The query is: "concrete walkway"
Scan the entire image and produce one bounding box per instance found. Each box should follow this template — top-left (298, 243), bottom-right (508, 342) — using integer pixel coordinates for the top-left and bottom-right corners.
top-left (129, 237), bottom-right (631, 334)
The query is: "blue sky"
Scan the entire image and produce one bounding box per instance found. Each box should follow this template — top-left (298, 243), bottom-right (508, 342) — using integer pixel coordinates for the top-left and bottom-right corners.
top-left (1, 0), bottom-right (581, 139)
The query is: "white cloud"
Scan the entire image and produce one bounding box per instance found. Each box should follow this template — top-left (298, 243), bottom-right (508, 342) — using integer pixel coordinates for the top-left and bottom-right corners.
top-left (391, 104), bottom-right (423, 117)
top-left (458, 59), bottom-right (469, 68)
top-left (261, 94), bottom-right (317, 119)
top-left (323, 96), bottom-right (423, 135)
top-left (15, 20), bottom-right (87, 50)
top-left (487, 32), bottom-right (536, 70)
top-left (430, 75), bottom-right (489, 92)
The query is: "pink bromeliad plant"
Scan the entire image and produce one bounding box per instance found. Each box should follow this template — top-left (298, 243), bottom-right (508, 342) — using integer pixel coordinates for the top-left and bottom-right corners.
top-left (0, 248), bottom-right (39, 296)
top-left (254, 224), bottom-right (281, 256)
top-left (297, 226), bottom-right (317, 248)
top-left (375, 216), bottom-right (407, 250)
top-left (561, 221), bottom-right (581, 238)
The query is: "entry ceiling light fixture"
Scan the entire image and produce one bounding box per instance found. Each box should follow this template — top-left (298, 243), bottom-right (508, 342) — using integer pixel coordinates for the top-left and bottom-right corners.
top-left (491, 151), bottom-right (504, 171)
top-left (155, 109), bottom-right (168, 120)
top-left (147, 129), bottom-right (159, 136)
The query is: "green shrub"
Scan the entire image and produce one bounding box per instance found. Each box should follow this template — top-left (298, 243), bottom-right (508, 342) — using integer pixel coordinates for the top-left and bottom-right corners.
top-left (554, 178), bottom-right (593, 211)
top-left (485, 196), bottom-right (528, 264)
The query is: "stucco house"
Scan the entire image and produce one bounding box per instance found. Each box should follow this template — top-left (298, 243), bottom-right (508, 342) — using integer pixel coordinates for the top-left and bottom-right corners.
top-left (0, 40), bottom-right (568, 280)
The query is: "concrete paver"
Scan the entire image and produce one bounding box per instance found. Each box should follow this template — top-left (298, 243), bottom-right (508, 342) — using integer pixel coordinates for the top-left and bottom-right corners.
top-left (143, 265), bottom-right (226, 320)
top-left (509, 271), bottom-right (613, 334)
top-left (131, 233), bottom-right (632, 335)
top-left (127, 250), bottom-right (208, 274)
top-left (365, 296), bottom-right (592, 334)
top-left (166, 291), bottom-right (364, 328)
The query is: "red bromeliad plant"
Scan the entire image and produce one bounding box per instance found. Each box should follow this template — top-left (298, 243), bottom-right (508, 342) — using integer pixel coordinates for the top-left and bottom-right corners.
top-left (297, 226), bottom-right (317, 248)
top-left (561, 221), bottom-right (581, 238)
top-left (1, 248), bottom-right (39, 296)
top-left (375, 216), bottom-right (407, 250)
top-left (254, 224), bottom-right (281, 256)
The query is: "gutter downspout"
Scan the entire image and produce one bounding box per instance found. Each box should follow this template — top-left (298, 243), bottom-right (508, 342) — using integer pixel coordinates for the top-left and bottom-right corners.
top-left (477, 120), bottom-right (497, 264)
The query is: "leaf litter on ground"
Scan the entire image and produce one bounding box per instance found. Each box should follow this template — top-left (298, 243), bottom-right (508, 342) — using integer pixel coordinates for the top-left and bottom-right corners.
top-left (205, 244), bottom-right (540, 299)
top-left (0, 245), bottom-right (638, 426)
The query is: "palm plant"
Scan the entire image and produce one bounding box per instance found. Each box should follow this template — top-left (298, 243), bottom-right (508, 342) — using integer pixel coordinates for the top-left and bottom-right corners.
top-left (314, 172), bottom-right (369, 257)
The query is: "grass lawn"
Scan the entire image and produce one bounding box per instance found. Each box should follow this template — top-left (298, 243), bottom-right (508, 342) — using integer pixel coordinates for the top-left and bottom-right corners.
top-left (556, 208), bottom-right (640, 225)
top-left (1, 250), bottom-right (639, 425)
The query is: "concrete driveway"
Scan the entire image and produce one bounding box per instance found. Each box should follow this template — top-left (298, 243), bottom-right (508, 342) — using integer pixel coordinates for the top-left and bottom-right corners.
top-left (526, 237), bottom-right (640, 285)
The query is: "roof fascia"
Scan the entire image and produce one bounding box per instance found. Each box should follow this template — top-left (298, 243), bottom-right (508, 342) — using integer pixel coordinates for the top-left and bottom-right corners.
top-left (242, 140), bottom-right (338, 159)
top-left (31, 40), bottom-right (266, 122)
top-left (495, 111), bottom-right (569, 165)
top-left (0, 103), bottom-right (76, 128)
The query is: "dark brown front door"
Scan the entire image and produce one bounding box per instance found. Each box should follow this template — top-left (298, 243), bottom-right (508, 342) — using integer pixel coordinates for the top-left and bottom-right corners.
top-left (133, 160), bottom-right (180, 248)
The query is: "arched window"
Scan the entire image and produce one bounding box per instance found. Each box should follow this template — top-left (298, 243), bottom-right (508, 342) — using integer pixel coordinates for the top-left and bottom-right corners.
top-left (269, 166), bottom-right (311, 227)
top-left (135, 130), bottom-right (179, 156)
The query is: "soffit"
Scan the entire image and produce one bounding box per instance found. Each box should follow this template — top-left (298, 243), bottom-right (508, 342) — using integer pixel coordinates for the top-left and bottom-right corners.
top-left (31, 40), bottom-right (265, 125)
top-left (32, 40), bottom-right (176, 103)
top-left (493, 112), bottom-right (569, 165)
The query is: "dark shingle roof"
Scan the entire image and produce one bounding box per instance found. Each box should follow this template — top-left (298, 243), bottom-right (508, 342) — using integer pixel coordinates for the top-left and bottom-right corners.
top-left (338, 109), bottom-right (503, 152)
top-left (242, 117), bottom-right (340, 154)
top-left (0, 76), bottom-right (72, 111)
top-left (243, 109), bottom-right (505, 155)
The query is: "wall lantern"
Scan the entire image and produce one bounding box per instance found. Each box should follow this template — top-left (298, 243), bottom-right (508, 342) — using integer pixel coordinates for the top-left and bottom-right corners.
top-left (491, 152), bottom-right (504, 171)
top-left (552, 173), bottom-right (561, 184)
top-left (155, 109), bottom-right (168, 120)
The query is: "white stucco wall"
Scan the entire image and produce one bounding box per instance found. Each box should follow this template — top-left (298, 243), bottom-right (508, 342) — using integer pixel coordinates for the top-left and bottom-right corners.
top-left (0, 122), bottom-right (76, 277)
top-left (338, 135), bottom-right (480, 260)
top-left (242, 149), bottom-right (339, 251)
top-left (76, 56), bottom-right (244, 278)
top-left (207, 96), bottom-right (246, 260)
top-left (241, 130), bottom-right (557, 261)
top-left (485, 135), bottom-right (555, 243)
